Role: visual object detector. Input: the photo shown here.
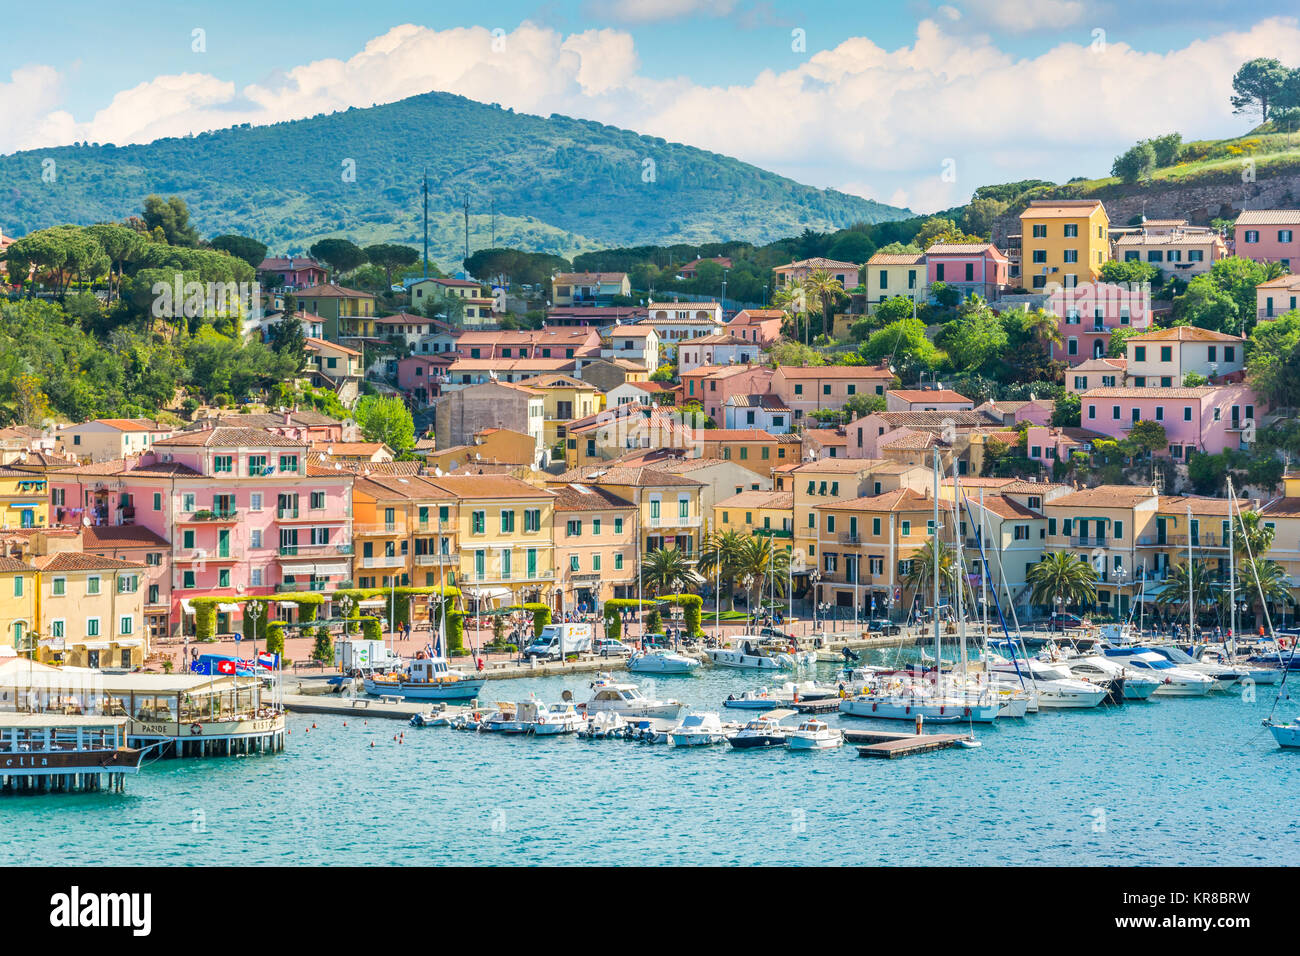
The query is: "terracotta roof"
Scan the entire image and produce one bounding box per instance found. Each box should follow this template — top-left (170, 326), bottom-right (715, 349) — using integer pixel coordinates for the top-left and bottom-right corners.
top-left (311, 442), bottom-right (389, 457)
top-left (1081, 387), bottom-right (1217, 399)
top-left (1129, 326), bottom-right (1243, 343)
top-left (1234, 210), bottom-right (1300, 225)
top-left (725, 394), bottom-right (789, 410)
top-left (296, 283), bottom-right (374, 299)
top-left (606, 326), bottom-right (656, 338)
top-left (688, 332), bottom-right (750, 346)
top-left (926, 243), bottom-right (1007, 258)
top-left (1044, 484), bottom-right (1157, 508)
top-left (788, 458), bottom-right (894, 474)
top-left (776, 365), bottom-right (894, 379)
top-left (729, 309), bottom-right (785, 323)
top-left (1261, 497), bottom-right (1300, 518)
top-left (553, 272), bottom-right (628, 284)
top-left (883, 431), bottom-right (941, 450)
top-left (1020, 200), bottom-right (1105, 219)
top-left (702, 429), bottom-right (793, 442)
top-left (354, 475), bottom-right (453, 500)
top-left (872, 411), bottom-right (993, 428)
top-left (81, 418), bottom-right (163, 433)
top-left (304, 336), bottom-right (363, 357)
top-left (81, 526), bottom-right (170, 549)
top-left (1157, 495), bottom-right (1254, 516)
top-left (818, 488), bottom-right (931, 512)
top-left (156, 427), bottom-right (308, 448)
top-left (888, 389), bottom-right (972, 403)
top-left (551, 465), bottom-right (704, 488)
top-left (35, 552), bottom-right (145, 572)
top-left (61, 458), bottom-right (203, 477)
top-left (969, 494), bottom-right (1043, 519)
top-left (717, 490), bottom-right (793, 509)
top-left (426, 475), bottom-right (553, 499)
top-left (867, 253), bottom-right (925, 266)
top-left (0, 557), bottom-right (33, 573)
top-left (1070, 357), bottom-right (1127, 372)
top-left (803, 429), bottom-right (847, 446)
top-left (551, 484), bottom-right (636, 512)
top-left (774, 258), bottom-right (861, 271)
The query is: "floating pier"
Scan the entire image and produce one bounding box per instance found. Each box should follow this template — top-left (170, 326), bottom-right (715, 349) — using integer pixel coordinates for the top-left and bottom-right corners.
top-left (0, 714), bottom-right (143, 794)
top-left (846, 728), bottom-right (972, 759)
top-left (789, 696), bottom-right (843, 713)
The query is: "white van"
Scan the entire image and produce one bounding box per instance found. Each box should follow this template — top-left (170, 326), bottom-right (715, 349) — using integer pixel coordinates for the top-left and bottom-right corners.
top-left (523, 623), bottom-right (594, 660)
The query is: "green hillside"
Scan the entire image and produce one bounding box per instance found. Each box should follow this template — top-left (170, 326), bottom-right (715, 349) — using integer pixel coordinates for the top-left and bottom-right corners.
top-left (0, 91), bottom-right (907, 268)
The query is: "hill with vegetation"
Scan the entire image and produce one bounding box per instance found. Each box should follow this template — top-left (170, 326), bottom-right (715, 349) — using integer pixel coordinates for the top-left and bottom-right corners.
top-left (0, 91), bottom-right (907, 266)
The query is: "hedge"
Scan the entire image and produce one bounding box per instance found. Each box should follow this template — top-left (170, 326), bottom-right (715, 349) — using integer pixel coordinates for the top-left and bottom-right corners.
top-left (522, 602), bottom-right (551, 640)
top-left (601, 598), bottom-right (655, 640)
top-left (361, 616), bottom-right (382, 641)
top-left (658, 593), bottom-right (704, 638)
top-left (312, 626), bottom-right (334, 663)
top-left (266, 622), bottom-right (286, 658)
top-left (447, 610), bottom-right (466, 655)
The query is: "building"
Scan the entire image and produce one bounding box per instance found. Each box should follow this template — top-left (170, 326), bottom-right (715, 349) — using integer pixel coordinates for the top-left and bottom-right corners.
top-left (715, 491), bottom-right (794, 547)
top-left (726, 308), bottom-right (785, 346)
top-left (433, 382), bottom-right (545, 464)
top-left (606, 380), bottom-right (671, 409)
top-left (257, 256), bottom-right (328, 290)
top-left (304, 338), bottom-right (364, 399)
top-left (1125, 327), bottom-right (1245, 386)
top-left (351, 476), bottom-right (458, 595)
top-left (427, 475), bottom-right (557, 609)
top-left (864, 252), bottom-right (925, 309)
top-left (600, 326), bottom-right (660, 371)
top-left (677, 257), bottom-right (732, 279)
top-left (771, 366), bottom-right (895, 422)
top-left (976, 399), bottom-right (1055, 428)
top-left (699, 430), bottom-right (801, 476)
top-left (550, 272), bottom-right (631, 307)
top-left (0, 467), bottom-right (49, 530)
top-left (660, 457), bottom-right (772, 516)
top-left (423, 428), bottom-right (538, 473)
top-left (773, 258), bottom-right (861, 292)
top-left (1255, 273), bottom-right (1300, 321)
top-left (1259, 473), bottom-right (1300, 609)
top-left (925, 243), bottom-right (1010, 301)
top-left (77, 525), bottom-right (173, 642)
top-left (1024, 425), bottom-right (1108, 466)
top-left (721, 394), bottom-right (792, 433)
top-left (579, 358), bottom-right (651, 394)
top-left (1019, 199), bottom-right (1110, 290)
top-left (296, 284), bottom-right (377, 341)
top-left (1232, 210), bottom-right (1300, 267)
top-left (1065, 357), bottom-right (1127, 395)
top-left (1080, 385), bottom-right (1260, 458)
top-left (1114, 222), bottom-right (1227, 279)
top-left (640, 302), bottom-right (724, 344)
top-left (676, 332), bottom-right (760, 373)
top-left (33, 549), bottom-right (148, 669)
top-left (885, 389), bottom-right (974, 413)
top-left (1047, 282), bottom-right (1153, 364)
top-left (528, 374), bottom-right (601, 452)
top-left (680, 364), bottom-right (774, 423)
top-left (846, 409), bottom-right (994, 460)
top-left (801, 428), bottom-right (849, 460)
top-left (0, 556), bottom-right (35, 654)
top-left (58, 419), bottom-right (175, 464)
top-left (551, 483), bottom-right (639, 607)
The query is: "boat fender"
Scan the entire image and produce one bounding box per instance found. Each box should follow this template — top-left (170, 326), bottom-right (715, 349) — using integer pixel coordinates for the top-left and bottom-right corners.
top-left (964, 707), bottom-right (971, 717)
top-left (905, 705), bottom-right (911, 715)
top-left (872, 702), bottom-right (877, 712)
top-left (940, 706), bottom-right (945, 715)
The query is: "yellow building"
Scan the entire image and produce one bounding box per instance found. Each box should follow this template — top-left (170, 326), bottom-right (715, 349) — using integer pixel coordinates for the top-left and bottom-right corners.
top-left (714, 491), bottom-right (794, 550)
top-left (1042, 484), bottom-right (1158, 617)
top-left (352, 476), bottom-right (459, 596)
top-left (864, 252), bottom-right (926, 309)
top-left (295, 284), bottom-right (377, 340)
top-left (552, 483), bottom-right (639, 607)
top-left (1019, 200), bottom-right (1110, 290)
top-left (0, 556), bottom-right (37, 652)
top-left (34, 551), bottom-right (147, 669)
top-left (427, 474), bottom-right (556, 608)
top-left (700, 430), bottom-right (802, 477)
top-left (529, 374), bottom-right (602, 452)
top-left (0, 467), bottom-right (49, 530)
top-left (1260, 473), bottom-right (1300, 610)
top-left (423, 428), bottom-right (539, 471)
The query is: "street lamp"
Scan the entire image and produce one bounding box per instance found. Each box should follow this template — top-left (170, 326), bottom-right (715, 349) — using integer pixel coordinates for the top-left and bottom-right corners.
top-left (247, 599), bottom-right (263, 663)
top-left (809, 568), bottom-right (821, 631)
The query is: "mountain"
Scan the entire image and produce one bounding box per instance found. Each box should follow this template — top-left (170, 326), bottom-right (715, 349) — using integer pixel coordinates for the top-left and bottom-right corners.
top-left (0, 91), bottom-right (908, 267)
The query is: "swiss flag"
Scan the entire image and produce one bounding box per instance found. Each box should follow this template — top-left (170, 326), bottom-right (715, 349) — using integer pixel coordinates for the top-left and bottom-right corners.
top-left (216, 660), bottom-right (238, 675)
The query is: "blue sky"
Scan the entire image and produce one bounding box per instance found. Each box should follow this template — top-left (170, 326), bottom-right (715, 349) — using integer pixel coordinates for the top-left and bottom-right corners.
top-left (4, 1), bottom-right (1300, 212)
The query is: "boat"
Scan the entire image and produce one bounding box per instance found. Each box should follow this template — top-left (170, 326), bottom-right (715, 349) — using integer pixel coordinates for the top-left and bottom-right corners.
top-left (723, 687), bottom-right (790, 710)
top-left (706, 636), bottom-right (813, 670)
top-left (1065, 656), bottom-right (1162, 700)
top-left (726, 710), bottom-right (793, 748)
top-left (839, 684), bottom-right (999, 723)
top-left (578, 711), bottom-right (628, 739)
top-left (584, 675), bottom-right (684, 719)
top-left (787, 718), bottom-right (843, 750)
top-left (1264, 716), bottom-right (1300, 748)
top-left (521, 700), bottom-right (583, 736)
top-left (1194, 645), bottom-right (1281, 685)
top-left (408, 711), bottom-right (454, 728)
top-left (668, 712), bottom-right (727, 747)
top-left (626, 649), bottom-right (701, 674)
top-left (1138, 644), bottom-right (1244, 691)
top-left (364, 656), bottom-right (487, 701)
top-left (985, 654), bottom-right (1110, 708)
top-left (1099, 647), bottom-right (1215, 696)
top-left (480, 701), bottom-right (529, 734)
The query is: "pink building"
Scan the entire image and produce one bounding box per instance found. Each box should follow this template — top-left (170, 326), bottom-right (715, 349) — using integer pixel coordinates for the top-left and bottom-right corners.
top-left (53, 427), bottom-right (354, 635)
top-left (1233, 210), bottom-right (1300, 267)
top-left (680, 364), bottom-right (774, 423)
top-left (925, 243), bottom-right (1010, 301)
top-left (258, 256), bottom-right (328, 290)
top-left (1047, 282), bottom-right (1153, 365)
top-left (1025, 425), bottom-right (1108, 466)
top-left (726, 309), bottom-right (785, 346)
top-left (1080, 385), bottom-right (1261, 460)
top-left (976, 399), bottom-right (1055, 427)
top-left (885, 389), bottom-right (973, 413)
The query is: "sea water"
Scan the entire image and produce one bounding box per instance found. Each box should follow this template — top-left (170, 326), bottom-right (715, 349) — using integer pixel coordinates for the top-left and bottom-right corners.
top-left (3, 654), bottom-right (1297, 866)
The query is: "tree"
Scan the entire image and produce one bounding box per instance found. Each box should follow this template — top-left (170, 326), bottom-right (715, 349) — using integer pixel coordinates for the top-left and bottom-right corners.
top-left (940, 298), bottom-right (1007, 372)
top-left (1127, 420), bottom-right (1168, 457)
top-left (929, 281), bottom-right (961, 309)
top-left (1246, 309), bottom-right (1300, 407)
top-left (901, 537), bottom-right (956, 608)
top-left (1020, 307), bottom-right (1063, 351)
top-left (859, 317), bottom-right (939, 371)
top-left (698, 529), bottom-right (747, 609)
top-left (1173, 274), bottom-right (1240, 334)
top-left (843, 392), bottom-right (886, 420)
top-left (210, 234), bottom-right (268, 268)
top-left (85, 223), bottom-right (145, 303)
top-left (731, 536), bottom-right (790, 612)
top-left (364, 243), bottom-right (419, 289)
top-left (641, 547), bottom-right (698, 596)
top-left (353, 394), bottom-right (415, 453)
top-left (1026, 552), bottom-right (1098, 623)
top-left (767, 341), bottom-right (826, 367)
top-left (1155, 560), bottom-right (1215, 624)
top-left (1051, 392), bottom-right (1081, 427)
top-left (1107, 325), bottom-right (1145, 358)
top-left (801, 268), bottom-right (846, 339)
top-left (1231, 57), bottom-right (1289, 122)
top-left (1098, 259), bottom-right (1160, 288)
top-left (268, 313), bottom-right (308, 372)
top-left (141, 195), bottom-right (200, 246)
top-left (961, 198), bottom-right (1008, 238)
top-left (308, 238), bottom-right (367, 279)
top-left (1148, 133), bottom-right (1183, 167)
top-left (1111, 141), bottom-right (1157, 184)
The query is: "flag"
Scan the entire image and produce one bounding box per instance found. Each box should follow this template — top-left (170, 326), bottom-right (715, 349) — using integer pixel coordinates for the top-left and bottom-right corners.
top-left (257, 652), bottom-right (279, 670)
top-left (216, 659), bottom-right (238, 675)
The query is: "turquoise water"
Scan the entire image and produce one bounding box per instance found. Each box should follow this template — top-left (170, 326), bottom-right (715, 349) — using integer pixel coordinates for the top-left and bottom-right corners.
top-left (3, 654), bottom-right (1298, 866)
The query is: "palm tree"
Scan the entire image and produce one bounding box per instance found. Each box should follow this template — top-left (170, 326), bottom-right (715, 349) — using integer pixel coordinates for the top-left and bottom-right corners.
top-left (772, 283), bottom-right (806, 341)
top-left (641, 547), bottom-right (698, 598)
top-left (698, 529), bottom-right (746, 609)
top-left (732, 536), bottom-right (790, 615)
top-left (801, 268), bottom-right (846, 339)
top-left (1023, 307), bottom-right (1063, 352)
top-left (1231, 510), bottom-right (1276, 560)
top-left (901, 536), bottom-right (957, 610)
top-left (1027, 552), bottom-right (1098, 626)
top-left (1235, 557), bottom-right (1293, 624)
top-left (1154, 559), bottom-right (1215, 625)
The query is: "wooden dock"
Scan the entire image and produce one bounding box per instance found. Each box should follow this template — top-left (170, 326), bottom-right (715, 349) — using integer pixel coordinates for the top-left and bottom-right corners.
top-left (846, 728), bottom-right (972, 759)
top-left (789, 695), bottom-right (843, 713)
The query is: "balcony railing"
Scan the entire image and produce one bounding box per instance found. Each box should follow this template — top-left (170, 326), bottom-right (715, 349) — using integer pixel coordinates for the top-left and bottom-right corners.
top-left (650, 514), bottom-right (703, 528)
top-left (360, 555), bottom-right (405, 569)
top-left (354, 522), bottom-right (404, 535)
top-left (469, 570), bottom-right (555, 585)
top-left (1138, 533), bottom-right (1228, 549)
top-left (183, 510), bottom-right (239, 523)
top-left (1067, 537), bottom-right (1108, 548)
top-left (278, 544), bottom-right (354, 557)
top-left (414, 553), bottom-right (453, 566)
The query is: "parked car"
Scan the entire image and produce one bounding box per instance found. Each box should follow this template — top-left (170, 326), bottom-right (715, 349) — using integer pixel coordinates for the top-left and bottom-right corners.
top-left (1048, 612), bottom-right (1087, 629)
top-left (595, 638), bottom-right (633, 658)
top-left (868, 618), bottom-right (902, 635)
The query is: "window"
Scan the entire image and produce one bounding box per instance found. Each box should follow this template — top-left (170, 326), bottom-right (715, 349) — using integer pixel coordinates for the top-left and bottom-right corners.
top-left (592, 554), bottom-right (601, 572)
top-left (1155, 406), bottom-right (1164, 421)
top-left (279, 455), bottom-right (299, 474)
top-left (152, 492), bottom-right (162, 511)
top-left (183, 571), bottom-right (195, 589)
top-left (182, 529), bottom-right (195, 549)
top-left (872, 517), bottom-right (881, 536)
top-left (1114, 521), bottom-right (1124, 540)
top-left (614, 517), bottom-right (624, 534)
top-left (472, 511), bottom-right (485, 534)
top-left (218, 569), bottom-right (230, 588)
top-left (120, 616), bottom-right (133, 635)
top-left (570, 555), bottom-right (580, 572)
top-left (1032, 224), bottom-right (1047, 238)
top-left (1245, 230), bottom-right (1259, 243)
top-left (311, 491), bottom-right (326, 510)
top-left (1063, 249), bottom-right (1078, 263)
top-left (183, 493), bottom-right (196, 512)
top-left (1160, 346), bottom-right (1172, 362)
top-left (500, 510), bottom-right (515, 533)
top-left (1032, 250), bottom-right (1047, 263)
top-left (1184, 406), bottom-right (1192, 422)
top-left (250, 492), bottom-right (263, 511)
top-left (614, 553), bottom-right (624, 570)
top-left (249, 455), bottom-right (267, 475)
top-left (213, 455), bottom-right (233, 473)
top-left (250, 568), bottom-right (262, 587)
top-left (87, 618), bottom-right (100, 638)
top-left (1064, 223), bottom-right (1078, 238)
top-left (1087, 404), bottom-right (1096, 420)
top-left (524, 509), bottom-right (541, 532)
top-left (678, 496), bottom-right (689, 520)
top-left (11, 576), bottom-right (21, 598)
top-left (86, 576), bottom-right (100, 595)
top-left (901, 520), bottom-right (911, 536)
top-left (117, 574), bottom-right (138, 593)
top-left (1134, 346), bottom-right (1146, 362)
top-left (567, 519), bottom-right (582, 537)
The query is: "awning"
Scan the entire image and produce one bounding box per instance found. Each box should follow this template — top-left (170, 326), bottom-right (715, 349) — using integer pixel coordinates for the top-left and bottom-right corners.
top-left (111, 638), bottom-right (144, 647)
top-left (358, 598), bottom-right (387, 608)
top-left (180, 599), bottom-right (194, 615)
top-left (79, 641), bottom-right (111, 651)
top-left (218, 603), bottom-right (241, 613)
top-left (313, 562), bottom-right (350, 576)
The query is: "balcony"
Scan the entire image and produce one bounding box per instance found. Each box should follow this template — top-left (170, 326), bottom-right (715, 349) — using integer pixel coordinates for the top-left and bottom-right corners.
top-left (275, 579), bottom-right (352, 593)
top-left (1067, 537), bottom-right (1108, 548)
top-left (468, 570), bottom-right (555, 585)
top-left (278, 543), bottom-right (354, 557)
top-left (839, 533), bottom-right (861, 545)
top-left (414, 553), bottom-right (453, 566)
top-left (1138, 533), bottom-right (1228, 549)
top-left (173, 549), bottom-right (238, 563)
top-left (649, 514), bottom-right (703, 529)
top-left (180, 510), bottom-right (239, 523)
top-left (354, 522), bottom-right (405, 535)
top-left (360, 555), bottom-right (406, 569)
top-left (753, 528), bottom-right (793, 539)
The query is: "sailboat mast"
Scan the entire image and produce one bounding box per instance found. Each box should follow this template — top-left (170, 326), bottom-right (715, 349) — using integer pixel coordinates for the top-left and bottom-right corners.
top-left (955, 470), bottom-right (966, 682)
top-left (1228, 478), bottom-right (1236, 647)
top-left (932, 449), bottom-right (941, 675)
top-left (1187, 503), bottom-right (1194, 641)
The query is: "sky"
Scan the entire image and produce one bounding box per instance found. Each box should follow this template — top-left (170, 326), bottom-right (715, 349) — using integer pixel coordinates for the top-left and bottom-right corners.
top-left (4, 0), bottom-right (1300, 214)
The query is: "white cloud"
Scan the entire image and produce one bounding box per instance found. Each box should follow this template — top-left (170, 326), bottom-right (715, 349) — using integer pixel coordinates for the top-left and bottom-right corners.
top-left (586, 0), bottom-right (738, 24)
top-left (9, 16), bottom-right (1300, 215)
top-left (960, 0), bottom-right (1089, 33)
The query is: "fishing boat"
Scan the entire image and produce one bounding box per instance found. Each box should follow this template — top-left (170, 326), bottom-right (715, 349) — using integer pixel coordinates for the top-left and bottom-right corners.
top-left (1100, 647), bottom-right (1215, 696)
top-left (726, 709), bottom-right (793, 748)
top-left (578, 711), bottom-right (628, 739)
top-left (667, 712), bottom-right (727, 747)
top-left (626, 649), bottom-right (701, 674)
top-left (1263, 716), bottom-right (1300, 748)
top-left (584, 675), bottom-right (684, 719)
top-left (706, 636), bottom-right (814, 670)
top-left (787, 718), bottom-right (843, 750)
top-left (521, 700), bottom-right (583, 736)
top-left (364, 656), bottom-right (487, 701)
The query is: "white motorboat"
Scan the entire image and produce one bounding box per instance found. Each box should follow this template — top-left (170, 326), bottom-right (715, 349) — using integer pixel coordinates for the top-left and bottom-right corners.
top-left (787, 718), bottom-right (843, 750)
top-left (706, 636), bottom-right (813, 670)
top-left (521, 700), bottom-right (583, 736)
top-left (1066, 655), bottom-right (1162, 700)
top-left (839, 681), bottom-right (1000, 723)
top-left (1195, 646), bottom-right (1282, 685)
top-left (627, 649), bottom-right (701, 674)
top-left (1264, 716), bottom-right (1300, 748)
top-left (364, 656), bottom-right (487, 701)
top-left (727, 710), bottom-right (793, 748)
top-left (668, 712), bottom-right (727, 747)
top-left (723, 687), bottom-right (791, 710)
top-left (986, 656), bottom-right (1108, 708)
top-left (578, 711), bottom-right (628, 739)
top-left (480, 702), bottom-right (528, 734)
top-left (584, 675), bottom-right (684, 719)
top-left (1099, 647), bottom-right (1215, 696)
top-left (1142, 644), bottom-right (1244, 691)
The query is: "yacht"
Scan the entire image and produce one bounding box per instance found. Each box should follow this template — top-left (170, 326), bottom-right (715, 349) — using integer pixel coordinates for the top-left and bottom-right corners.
top-left (1141, 644), bottom-right (1245, 691)
top-left (627, 649), bottom-right (701, 674)
top-left (668, 712), bottom-right (727, 747)
top-left (706, 636), bottom-right (814, 670)
top-left (986, 656), bottom-right (1109, 708)
top-left (723, 687), bottom-right (790, 710)
top-left (584, 675), bottom-right (684, 719)
top-left (787, 718), bottom-right (843, 750)
top-left (1099, 647), bottom-right (1215, 696)
top-left (839, 677), bottom-right (1000, 723)
top-left (1065, 656), bottom-right (1162, 700)
top-left (521, 700), bottom-right (583, 736)
top-left (364, 656), bottom-right (487, 701)
top-left (1194, 646), bottom-right (1281, 685)
top-left (1264, 716), bottom-right (1300, 748)
top-left (727, 711), bottom-right (791, 749)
